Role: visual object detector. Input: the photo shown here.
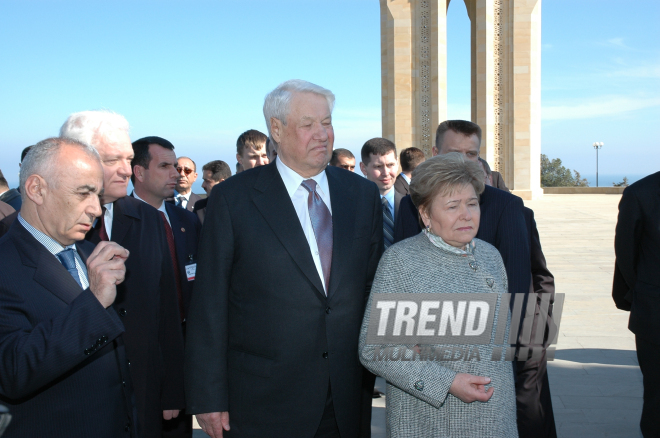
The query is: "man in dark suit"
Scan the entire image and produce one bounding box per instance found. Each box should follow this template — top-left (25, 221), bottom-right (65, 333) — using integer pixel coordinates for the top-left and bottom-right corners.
top-left (60, 111), bottom-right (186, 438)
top-left (193, 160), bottom-right (232, 224)
top-left (393, 147), bottom-right (425, 196)
top-left (0, 170), bottom-right (21, 211)
top-left (131, 136), bottom-right (202, 437)
top-left (0, 137), bottom-right (136, 437)
top-left (478, 158), bottom-right (556, 436)
top-left (395, 120), bottom-right (557, 438)
top-left (612, 171), bottom-right (660, 437)
top-left (360, 137), bottom-right (403, 251)
top-left (185, 80), bottom-right (383, 438)
top-left (173, 157), bottom-right (202, 212)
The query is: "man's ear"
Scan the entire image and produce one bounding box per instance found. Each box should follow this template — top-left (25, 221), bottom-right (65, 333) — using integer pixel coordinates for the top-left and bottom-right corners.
top-left (133, 165), bottom-right (146, 183)
top-left (24, 174), bottom-right (47, 206)
top-left (270, 117), bottom-right (283, 144)
top-left (359, 162), bottom-right (368, 177)
top-left (432, 146), bottom-right (439, 156)
top-left (235, 153), bottom-right (243, 166)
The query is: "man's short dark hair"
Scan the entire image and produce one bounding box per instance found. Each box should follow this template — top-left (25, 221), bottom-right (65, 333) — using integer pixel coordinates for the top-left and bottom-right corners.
top-left (130, 136), bottom-right (175, 183)
top-left (237, 130), bottom-right (268, 156)
top-left (361, 138), bottom-right (397, 165)
top-left (435, 120), bottom-right (482, 151)
top-left (330, 148), bottom-right (355, 166)
top-left (0, 169), bottom-right (8, 188)
top-left (21, 146), bottom-right (33, 163)
top-left (399, 147), bottom-right (426, 172)
top-left (202, 160), bottom-right (232, 182)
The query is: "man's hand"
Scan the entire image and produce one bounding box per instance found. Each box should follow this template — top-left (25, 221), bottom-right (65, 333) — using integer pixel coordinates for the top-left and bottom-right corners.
top-left (163, 410), bottom-right (180, 420)
top-left (86, 241), bottom-right (129, 308)
top-left (197, 412), bottom-right (230, 438)
top-left (448, 373), bottom-right (494, 403)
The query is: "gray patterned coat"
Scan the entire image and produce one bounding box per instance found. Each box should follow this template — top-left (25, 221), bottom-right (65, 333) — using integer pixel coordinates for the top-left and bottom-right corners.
top-left (359, 233), bottom-right (518, 437)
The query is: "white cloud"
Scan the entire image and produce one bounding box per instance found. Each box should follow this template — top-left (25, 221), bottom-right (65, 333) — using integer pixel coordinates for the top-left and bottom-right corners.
top-left (607, 62), bottom-right (660, 78)
top-left (607, 37), bottom-right (627, 48)
top-left (542, 96), bottom-right (660, 120)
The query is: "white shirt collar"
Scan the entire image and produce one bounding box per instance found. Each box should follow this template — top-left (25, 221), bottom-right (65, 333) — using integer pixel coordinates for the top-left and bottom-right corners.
top-left (176, 191), bottom-right (190, 201)
top-left (276, 157), bottom-right (330, 205)
top-left (132, 191), bottom-right (169, 223)
top-left (400, 172), bottom-right (411, 184)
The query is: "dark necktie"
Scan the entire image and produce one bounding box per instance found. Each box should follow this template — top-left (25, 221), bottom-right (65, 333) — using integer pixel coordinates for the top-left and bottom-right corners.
top-left (382, 197), bottom-right (394, 249)
top-left (99, 207), bottom-right (110, 242)
top-left (176, 196), bottom-right (184, 208)
top-left (159, 211), bottom-right (184, 320)
top-left (93, 206), bottom-right (109, 242)
top-left (300, 179), bottom-right (333, 294)
top-left (56, 248), bottom-right (82, 288)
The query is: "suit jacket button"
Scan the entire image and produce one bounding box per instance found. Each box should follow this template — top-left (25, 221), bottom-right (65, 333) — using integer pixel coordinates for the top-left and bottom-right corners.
top-left (414, 380), bottom-right (424, 391)
top-left (84, 349), bottom-right (91, 355)
top-left (119, 308), bottom-right (127, 317)
top-left (102, 335), bottom-right (108, 342)
top-left (124, 423), bottom-right (131, 432)
top-left (325, 307), bottom-right (331, 314)
top-left (322, 352), bottom-right (328, 359)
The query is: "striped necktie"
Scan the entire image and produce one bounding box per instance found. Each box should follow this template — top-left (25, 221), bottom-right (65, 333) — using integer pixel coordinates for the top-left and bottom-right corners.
top-left (382, 197), bottom-right (394, 249)
top-left (56, 248), bottom-right (82, 288)
top-left (300, 179), bottom-right (333, 295)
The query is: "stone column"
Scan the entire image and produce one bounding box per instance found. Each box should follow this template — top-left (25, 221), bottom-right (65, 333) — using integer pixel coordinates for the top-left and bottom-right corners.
top-left (510, 0), bottom-right (542, 199)
top-left (380, 0), bottom-right (447, 157)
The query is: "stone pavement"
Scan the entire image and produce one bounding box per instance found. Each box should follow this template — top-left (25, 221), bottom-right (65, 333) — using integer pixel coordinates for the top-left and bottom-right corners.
top-left (194, 194), bottom-right (643, 438)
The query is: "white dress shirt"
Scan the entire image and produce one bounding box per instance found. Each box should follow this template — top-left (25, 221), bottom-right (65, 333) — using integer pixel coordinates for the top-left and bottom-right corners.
top-left (175, 191), bottom-right (190, 209)
top-left (276, 157), bottom-right (332, 292)
top-left (102, 202), bottom-right (113, 240)
top-left (18, 213), bottom-right (90, 289)
top-left (400, 172), bottom-right (411, 185)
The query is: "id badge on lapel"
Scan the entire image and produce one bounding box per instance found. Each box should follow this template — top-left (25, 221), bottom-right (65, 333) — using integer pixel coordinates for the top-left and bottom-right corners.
top-left (185, 255), bottom-right (196, 281)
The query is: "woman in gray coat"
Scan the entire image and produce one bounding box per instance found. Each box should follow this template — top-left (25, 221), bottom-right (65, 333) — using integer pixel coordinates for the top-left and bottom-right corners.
top-left (359, 153), bottom-right (518, 437)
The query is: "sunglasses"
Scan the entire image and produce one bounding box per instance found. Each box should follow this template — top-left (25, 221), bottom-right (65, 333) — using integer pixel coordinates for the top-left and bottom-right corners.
top-left (176, 166), bottom-right (194, 176)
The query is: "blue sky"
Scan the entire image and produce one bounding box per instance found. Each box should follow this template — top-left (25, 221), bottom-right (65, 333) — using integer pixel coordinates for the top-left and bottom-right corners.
top-left (1, 0), bottom-right (658, 190)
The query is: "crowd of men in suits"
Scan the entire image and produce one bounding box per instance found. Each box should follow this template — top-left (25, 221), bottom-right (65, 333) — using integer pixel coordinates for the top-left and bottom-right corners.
top-left (0, 78), bottom-right (656, 438)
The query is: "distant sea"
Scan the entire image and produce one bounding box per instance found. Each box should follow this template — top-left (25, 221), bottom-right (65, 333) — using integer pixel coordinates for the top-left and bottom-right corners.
top-left (579, 173), bottom-right (652, 188)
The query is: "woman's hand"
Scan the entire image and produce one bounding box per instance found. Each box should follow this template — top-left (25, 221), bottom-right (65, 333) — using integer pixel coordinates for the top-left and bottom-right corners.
top-left (449, 373), bottom-right (494, 403)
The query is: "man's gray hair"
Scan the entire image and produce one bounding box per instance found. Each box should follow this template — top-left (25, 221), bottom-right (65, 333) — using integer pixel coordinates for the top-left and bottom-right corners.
top-left (59, 110), bottom-right (130, 148)
top-left (263, 79), bottom-right (335, 142)
top-left (20, 137), bottom-right (101, 199)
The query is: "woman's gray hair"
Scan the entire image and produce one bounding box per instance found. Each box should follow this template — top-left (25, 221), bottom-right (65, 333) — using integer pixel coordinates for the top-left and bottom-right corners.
top-left (59, 110), bottom-right (130, 148)
top-left (410, 152), bottom-right (486, 214)
top-left (263, 79), bottom-right (335, 142)
top-left (20, 137), bottom-right (101, 198)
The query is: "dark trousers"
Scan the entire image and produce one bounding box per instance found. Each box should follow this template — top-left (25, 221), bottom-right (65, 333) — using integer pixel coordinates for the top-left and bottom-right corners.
top-left (515, 349), bottom-right (557, 438)
top-left (314, 382), bottom-right (340, 438)
top-left (360, 368), bottom-right (376, 438)
top-left (636, 336), bottom-right (660, 437)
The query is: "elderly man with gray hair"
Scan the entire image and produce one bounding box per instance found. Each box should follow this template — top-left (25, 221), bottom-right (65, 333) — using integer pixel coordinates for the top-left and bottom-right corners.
top-left (185, 79), bottom-right (383, 438)
top-left (0, 138), bottom-right (136, 437)
top-left (60, 110), bottom-right (186, 438)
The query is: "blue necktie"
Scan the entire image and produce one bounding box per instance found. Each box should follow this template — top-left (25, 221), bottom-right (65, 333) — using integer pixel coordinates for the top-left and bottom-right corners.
top-left (301, 179), bottom-right (333, 294)
top-left (56, 248), bottom-right (82, 288)
top-left (382, 197), bottom-right (394, 249)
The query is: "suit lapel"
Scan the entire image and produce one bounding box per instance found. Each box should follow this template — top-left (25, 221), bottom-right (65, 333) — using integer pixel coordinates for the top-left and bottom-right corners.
top-left (394, 189), bottom-right (403, 220)
top-left (111, 197), bottom-right (138, 246)
top-left (326, 166), bottom-right (355, 298)
top-left (252, 163), bottom-right (326, 297)
top-left (11, 221), bottom-right (83, 304)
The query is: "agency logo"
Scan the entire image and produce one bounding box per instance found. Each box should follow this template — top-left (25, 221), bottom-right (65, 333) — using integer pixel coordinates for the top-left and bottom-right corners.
top-left (365, 293), bottom-right (564, 362)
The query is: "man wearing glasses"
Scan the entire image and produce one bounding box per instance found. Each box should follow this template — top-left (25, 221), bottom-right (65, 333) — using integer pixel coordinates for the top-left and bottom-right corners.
top-left (174, 157), bottom-right (201, 212)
